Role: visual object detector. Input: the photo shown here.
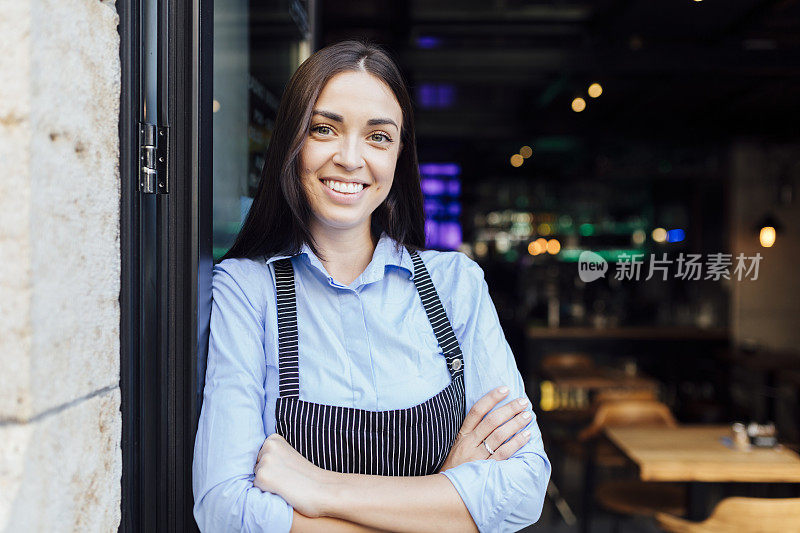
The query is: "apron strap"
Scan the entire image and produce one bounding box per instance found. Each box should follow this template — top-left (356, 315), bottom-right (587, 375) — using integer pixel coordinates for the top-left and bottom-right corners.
top-left (408, 249), bottom-right (465, 380)
top-left (274, 258), bottom-right (300, 398)
top-left (272, 249), bottom-right (465, 399)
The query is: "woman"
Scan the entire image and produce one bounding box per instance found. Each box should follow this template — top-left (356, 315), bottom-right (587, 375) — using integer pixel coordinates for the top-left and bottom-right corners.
top-left (192, 39), bottom-right (551, 533)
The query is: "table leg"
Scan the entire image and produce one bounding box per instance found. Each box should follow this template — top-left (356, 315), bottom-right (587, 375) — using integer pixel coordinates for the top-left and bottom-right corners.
top-left (687, 482), bottom-right (709, 521)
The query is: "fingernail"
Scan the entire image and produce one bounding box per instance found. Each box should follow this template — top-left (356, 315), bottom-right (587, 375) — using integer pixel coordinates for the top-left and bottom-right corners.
top-left (518, 398), bottom-right (529, 406)
top-left (523, 430), bottom-right (531, 438)
top-left (522, 411), bottom-right (532, 419)
top-left (498, 386), bottom-right (509, 394)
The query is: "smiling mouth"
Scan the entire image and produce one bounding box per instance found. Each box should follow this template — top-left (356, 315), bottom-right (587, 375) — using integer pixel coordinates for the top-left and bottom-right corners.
top-left (320, 178), bottom-right (370, 194)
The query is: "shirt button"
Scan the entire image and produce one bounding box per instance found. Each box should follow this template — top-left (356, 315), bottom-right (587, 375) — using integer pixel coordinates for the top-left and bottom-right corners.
top-left (451, 358), bottom-right (462, 371)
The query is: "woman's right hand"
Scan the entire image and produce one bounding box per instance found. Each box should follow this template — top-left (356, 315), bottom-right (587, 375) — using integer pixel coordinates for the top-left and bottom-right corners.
top-left (437, 387), bottom-right (533, 472)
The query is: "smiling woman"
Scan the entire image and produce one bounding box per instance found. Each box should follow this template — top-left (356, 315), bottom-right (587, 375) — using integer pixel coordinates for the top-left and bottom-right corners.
top-left (192, 39), bottom-right (550, 533)
top-left (301, 70), bottom-right (402, 233)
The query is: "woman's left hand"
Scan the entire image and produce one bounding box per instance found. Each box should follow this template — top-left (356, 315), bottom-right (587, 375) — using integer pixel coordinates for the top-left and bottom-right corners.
top-left (254, 433), bottom-right (332, 518)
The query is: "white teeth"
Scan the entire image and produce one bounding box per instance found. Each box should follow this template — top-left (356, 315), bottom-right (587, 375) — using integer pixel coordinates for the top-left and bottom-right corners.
top-left (323, 179), bottom-right (365, 194)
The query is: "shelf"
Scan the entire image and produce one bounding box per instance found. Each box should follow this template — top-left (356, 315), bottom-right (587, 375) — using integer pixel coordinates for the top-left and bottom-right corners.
top-left (526, 326), bottom-right (729, 341)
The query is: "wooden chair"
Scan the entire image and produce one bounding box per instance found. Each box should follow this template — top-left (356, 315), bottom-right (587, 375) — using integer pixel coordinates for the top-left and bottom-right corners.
top-left (580, 400), bottom-right (684, 532)
top-left (656, 497), bottom-right (800, 532)
top-left (574, 399), bottom-right (676, 468)
top-left (579, 399), bottom-right (677, 442)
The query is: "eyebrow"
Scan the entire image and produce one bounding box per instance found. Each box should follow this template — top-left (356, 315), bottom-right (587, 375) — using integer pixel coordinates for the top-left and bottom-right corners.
top-left (312, 109), bottom-right (399, 130)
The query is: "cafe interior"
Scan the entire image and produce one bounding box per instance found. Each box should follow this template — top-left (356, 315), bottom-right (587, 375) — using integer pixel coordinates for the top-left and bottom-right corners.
top-left (212, 0), bottom-right (800, 530)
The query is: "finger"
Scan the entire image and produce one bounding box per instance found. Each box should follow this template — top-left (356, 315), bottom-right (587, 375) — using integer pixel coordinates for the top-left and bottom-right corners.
top-left (485, 409), bottom-right (533, 452)
top-left (491, 428), bottom-right (532, 461)
top-left (257, 435), bottom-right (273, 464)
top-left (461, 387), bottom-right (510, 434)
top-left (474, 396), bottom-right (529, 443)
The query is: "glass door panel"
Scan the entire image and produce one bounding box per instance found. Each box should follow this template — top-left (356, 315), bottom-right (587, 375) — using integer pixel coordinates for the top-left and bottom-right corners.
top-left (212, 0), bottom-right (313, 261)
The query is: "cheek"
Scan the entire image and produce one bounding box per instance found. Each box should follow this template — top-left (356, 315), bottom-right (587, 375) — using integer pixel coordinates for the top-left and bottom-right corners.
top-left (300, 142), bottom-right (329, 171)
top-left (373, 155), bottom-right (399, 190)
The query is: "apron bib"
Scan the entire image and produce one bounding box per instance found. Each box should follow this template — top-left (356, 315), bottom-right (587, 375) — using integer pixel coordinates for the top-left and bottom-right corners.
top-left (272, 248), bottom-right (466, 476)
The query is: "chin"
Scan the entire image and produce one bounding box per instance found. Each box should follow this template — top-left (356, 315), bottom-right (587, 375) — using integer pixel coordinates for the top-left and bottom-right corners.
top-left (314, 213), bottom-right (372, 232)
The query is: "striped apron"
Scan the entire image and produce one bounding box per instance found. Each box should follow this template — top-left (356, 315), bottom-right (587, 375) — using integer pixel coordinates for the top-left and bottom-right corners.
top-left (272, 248), bottom-right (466, 476)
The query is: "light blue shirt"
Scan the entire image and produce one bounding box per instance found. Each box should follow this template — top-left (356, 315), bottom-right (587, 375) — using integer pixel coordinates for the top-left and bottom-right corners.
top-left (192, 231), bottom-right (551, 533)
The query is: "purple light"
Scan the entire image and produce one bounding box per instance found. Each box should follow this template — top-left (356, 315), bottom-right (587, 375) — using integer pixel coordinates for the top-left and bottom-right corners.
top-left (440, 222), bottom-right (462, 250)
top-left (421, 178), bottom-right (446, 196)
top-left (446, 180), bottom-right (461, 195)
top-left (419, 163), bottom-right (461, 177)
top-left (438, 85), bottom-right (455, 107)
top-left (424, 199), bottom-right (443, 215)
top-left (417, 84), bottom-right (455, 109)
top-left (420, 161), bottom-right (461, 250)
top-left (425, 219), bottom-right (438, 245)
top-left (416, 36), bottom-right (441, 49)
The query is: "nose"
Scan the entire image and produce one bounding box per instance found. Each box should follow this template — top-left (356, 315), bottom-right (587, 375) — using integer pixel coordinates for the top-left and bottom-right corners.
top-left (332, 136), bottom-right (364, 172)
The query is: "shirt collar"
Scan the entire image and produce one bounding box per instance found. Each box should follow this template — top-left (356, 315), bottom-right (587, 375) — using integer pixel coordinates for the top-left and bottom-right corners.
top-left (265, 231), bottom-right (415, 286)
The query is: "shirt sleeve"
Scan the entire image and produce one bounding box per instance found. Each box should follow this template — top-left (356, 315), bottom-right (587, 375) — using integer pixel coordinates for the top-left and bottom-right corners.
top-left (439, 254), bottom-right (552, 533)
top-left (192, 259), bottom-right (294, 533)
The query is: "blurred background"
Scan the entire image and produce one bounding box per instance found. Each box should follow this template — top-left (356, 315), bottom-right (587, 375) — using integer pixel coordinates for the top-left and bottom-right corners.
top-left (211, 0), bottom-right (800, 530)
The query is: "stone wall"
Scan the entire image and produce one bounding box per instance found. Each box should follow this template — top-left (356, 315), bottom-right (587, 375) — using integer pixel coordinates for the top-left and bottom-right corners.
top-left (0, 0), bottom-right (122, 531)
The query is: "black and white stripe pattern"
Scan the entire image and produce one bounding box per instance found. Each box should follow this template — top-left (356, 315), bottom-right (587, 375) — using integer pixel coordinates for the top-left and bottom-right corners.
top-left (274, 259), bottom-right (300, 397)
top-left (272, 247), bottom-right (466, 476)
top-left (408, 249), bottom-right (465, 379)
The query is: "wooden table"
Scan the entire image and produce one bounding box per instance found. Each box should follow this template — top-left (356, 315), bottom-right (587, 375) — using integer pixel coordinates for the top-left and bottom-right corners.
top-left (604, 425), bottom-right (800, 519)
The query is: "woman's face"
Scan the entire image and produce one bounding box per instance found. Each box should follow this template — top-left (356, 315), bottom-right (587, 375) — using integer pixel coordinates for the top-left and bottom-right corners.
top-left (299, 70), bottom-right (403, 236)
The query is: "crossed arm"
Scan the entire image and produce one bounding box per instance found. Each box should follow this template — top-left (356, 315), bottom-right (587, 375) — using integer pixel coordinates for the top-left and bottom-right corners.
top-left (288, 473), bottom-right (476, 533)
top-left (193, 259), bottom-right (550, 533)
top-left (255, 387), bottom-right (537, 533)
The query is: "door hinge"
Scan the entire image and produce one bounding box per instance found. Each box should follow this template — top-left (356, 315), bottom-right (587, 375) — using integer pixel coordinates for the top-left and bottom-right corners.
top-left (138, 122), bottom-right (169, 194)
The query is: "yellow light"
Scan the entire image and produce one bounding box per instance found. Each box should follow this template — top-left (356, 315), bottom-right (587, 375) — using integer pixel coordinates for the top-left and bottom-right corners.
top-left (571, 97), bottom-right (586, 112)
top-left (510, 154), bottom-right (524, 167)
top-left (520, 145), bottom-right (533, 158)
top-left (652, 227), bottom-right (667, 243)
top-left (474, 241), bottom-right (488, 257)
top-left (538, 222), bottom-right (552, 236)
top-left (588, 83), bottom-right (603, 98)
top-left (527, 241), bottom-right (543, 255)
top-left (546, 238), bottom-right (561, 254)
top-left (535, 237), bottom-right (548, 249)
top-left (540, 381), bottom-right (555, 411)
top-left (760, 226), bottom-right (776, 247)
top-left (632, 229), bottom-right (646, 245)
top-left (212, 99), bottom-right (221, 113)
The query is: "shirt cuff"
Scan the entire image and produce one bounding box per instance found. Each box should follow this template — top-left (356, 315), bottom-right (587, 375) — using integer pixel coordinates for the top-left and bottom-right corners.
top-left (441, 460), bottom-right (529, 533)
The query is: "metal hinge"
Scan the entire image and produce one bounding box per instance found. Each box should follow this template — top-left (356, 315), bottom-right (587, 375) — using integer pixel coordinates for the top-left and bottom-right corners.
top-left (138, 122), bottom-right (169, 193)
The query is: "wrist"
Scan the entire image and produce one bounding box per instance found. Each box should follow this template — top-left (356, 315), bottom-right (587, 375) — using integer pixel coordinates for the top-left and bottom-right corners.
top-left (316, 468), bottom-right (345, 518)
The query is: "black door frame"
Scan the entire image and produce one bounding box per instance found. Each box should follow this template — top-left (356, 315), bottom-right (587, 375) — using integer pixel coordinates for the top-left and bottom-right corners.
top-left (119, 0), bottom-right (213, 529)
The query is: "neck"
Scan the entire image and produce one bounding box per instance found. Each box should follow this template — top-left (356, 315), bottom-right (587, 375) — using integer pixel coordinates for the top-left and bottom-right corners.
top-left (308, 221), bottom-right (378, 286)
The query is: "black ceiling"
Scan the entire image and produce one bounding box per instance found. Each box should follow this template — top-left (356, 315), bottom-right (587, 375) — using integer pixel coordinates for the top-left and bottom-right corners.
top-left (319, 0), bottom-right (800, 151)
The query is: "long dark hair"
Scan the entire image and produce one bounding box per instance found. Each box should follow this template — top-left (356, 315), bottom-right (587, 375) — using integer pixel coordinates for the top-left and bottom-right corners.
top-left (221, 39), bottom-right (426, 263)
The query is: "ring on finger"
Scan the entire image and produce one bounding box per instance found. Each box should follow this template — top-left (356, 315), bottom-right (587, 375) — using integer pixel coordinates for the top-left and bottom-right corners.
top-left (483, 440), bottom-right (495, 455)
